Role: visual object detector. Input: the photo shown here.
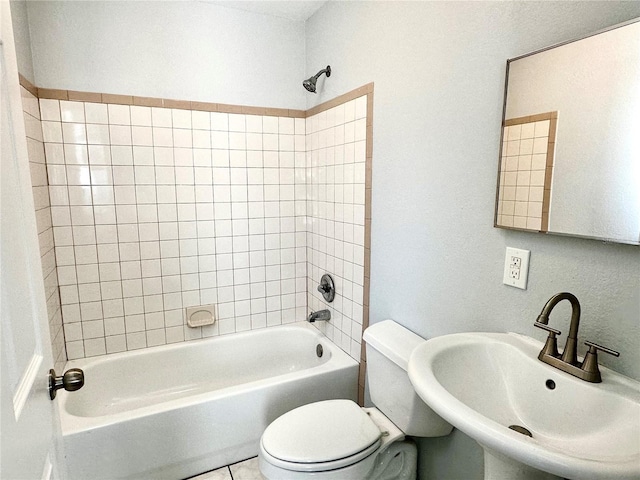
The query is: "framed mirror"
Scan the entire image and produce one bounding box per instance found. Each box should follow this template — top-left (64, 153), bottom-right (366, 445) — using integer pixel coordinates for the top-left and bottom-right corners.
top-left (494, 19), bottom-right (640, 245)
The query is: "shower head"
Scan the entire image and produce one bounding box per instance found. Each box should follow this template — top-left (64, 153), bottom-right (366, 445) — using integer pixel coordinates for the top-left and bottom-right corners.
top-left (303, 65), bottom-right (331, 93)
top-left (303, 78), bottom-right (317, 93)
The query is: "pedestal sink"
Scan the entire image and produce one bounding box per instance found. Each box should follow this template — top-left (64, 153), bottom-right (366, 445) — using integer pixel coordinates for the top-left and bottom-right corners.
top-left (407, 332), bottom-right (640, 480)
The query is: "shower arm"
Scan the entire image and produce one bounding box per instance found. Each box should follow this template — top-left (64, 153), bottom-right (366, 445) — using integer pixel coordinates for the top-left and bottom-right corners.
top-left (303, 65), bottom-right (332, 93)
top-left (313, 66), bottom-right (331, 80)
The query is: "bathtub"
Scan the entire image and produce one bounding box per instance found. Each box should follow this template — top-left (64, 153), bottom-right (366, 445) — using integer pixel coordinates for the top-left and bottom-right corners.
top-left (58, 322), bottom-right (358, 480)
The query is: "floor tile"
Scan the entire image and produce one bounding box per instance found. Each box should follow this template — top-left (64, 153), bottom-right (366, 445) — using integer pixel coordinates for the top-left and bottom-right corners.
top-left (189, 466), bottom-right (232, 480)
top-left (229, 457), bottom-right (266, 480)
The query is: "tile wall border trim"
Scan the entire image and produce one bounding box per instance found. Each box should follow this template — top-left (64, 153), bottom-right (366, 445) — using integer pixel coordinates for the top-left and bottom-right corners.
top-left (18, 74), bottom-right (39, 98)
top-left (305, 83), bottom-right (374, 118)
top-left (503, 111), bottom-right (557, 126)
top-left (20, 76), bottom-right (374, 120)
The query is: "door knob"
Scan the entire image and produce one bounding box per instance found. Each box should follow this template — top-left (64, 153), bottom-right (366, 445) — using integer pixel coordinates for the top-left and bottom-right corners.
top-left (49, 368), bottom-right (84, 400)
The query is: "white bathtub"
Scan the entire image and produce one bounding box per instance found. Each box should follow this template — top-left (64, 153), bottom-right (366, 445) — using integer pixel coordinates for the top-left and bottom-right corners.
top-left (58, 322), bottom-right (358, 480)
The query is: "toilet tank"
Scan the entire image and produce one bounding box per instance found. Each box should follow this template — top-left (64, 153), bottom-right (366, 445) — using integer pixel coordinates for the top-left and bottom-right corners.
top-left (363, 320), bottom-right (452, 437)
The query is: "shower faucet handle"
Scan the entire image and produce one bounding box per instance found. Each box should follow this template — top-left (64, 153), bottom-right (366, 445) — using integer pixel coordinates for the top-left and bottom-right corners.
top-left (317, 274), bottom-right (335, 303)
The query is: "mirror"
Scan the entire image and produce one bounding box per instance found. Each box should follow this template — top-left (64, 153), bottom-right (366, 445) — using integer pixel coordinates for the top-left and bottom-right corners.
top-left (495, 19), bottom-right (640, 245)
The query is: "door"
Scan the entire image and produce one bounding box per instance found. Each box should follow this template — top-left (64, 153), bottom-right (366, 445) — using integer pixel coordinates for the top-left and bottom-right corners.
top-left (1, 2), bottom-right (65, 479)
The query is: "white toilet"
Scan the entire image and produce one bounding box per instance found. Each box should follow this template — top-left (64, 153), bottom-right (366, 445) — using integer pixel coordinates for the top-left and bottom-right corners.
top-left (258, 320), bottom-right (453, 479)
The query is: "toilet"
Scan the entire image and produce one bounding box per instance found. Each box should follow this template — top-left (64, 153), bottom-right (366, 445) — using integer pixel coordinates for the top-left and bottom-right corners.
top-left (258, 320), bottom-right (453, 479)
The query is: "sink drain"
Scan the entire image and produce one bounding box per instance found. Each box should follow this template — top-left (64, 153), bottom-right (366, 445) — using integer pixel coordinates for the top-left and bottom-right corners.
top-left (508, 425), bottom-right (533, 437)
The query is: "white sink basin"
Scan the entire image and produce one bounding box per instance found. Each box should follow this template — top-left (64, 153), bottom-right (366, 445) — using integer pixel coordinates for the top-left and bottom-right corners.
top-left (408, 332), bottom-right (640, 480)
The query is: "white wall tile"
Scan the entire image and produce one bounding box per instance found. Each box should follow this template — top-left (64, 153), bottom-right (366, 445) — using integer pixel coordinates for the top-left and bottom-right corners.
top-left (85, 103), bottom-right (109, 124)
top-left (106, 335), bottom-right (127, 354)
top-left (131, 106), bottom-right (152, 127)
top-left (60, 101), bottom-right (86, 123)
top-left (39, 97), bottom-right (374, 361)
top-left (126, 332), bottom-right (147, 350)
top-left (108, 104), bottom-right (131, 125)
top-left (172, 109), bottom-right (192, 129)
top-left (42, 121), bottom-right (63, 143)
top-left (132, 126), bottom-right (153, 146)
top-left (151, 108), bottom-right (172, 128)
top-left (109, 125), bottom-right (132, 146)
top-left (305, 96), bottom-right (368, 360)
top-left (40, 99), bottom-right (61, 121)
top-left (62, 123), bottom-right (87, 144)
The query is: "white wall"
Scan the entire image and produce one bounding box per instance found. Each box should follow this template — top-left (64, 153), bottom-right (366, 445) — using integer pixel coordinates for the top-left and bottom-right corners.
top-left (306, 3), bottom-right (640, 478)
top-left (26, 1), bottom-right (307, 110)
top-left (9, 0), bottom-right (35, 82)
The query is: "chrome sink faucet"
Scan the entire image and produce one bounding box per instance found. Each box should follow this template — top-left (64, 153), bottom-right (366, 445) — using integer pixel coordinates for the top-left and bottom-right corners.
top-left (534, 292), bottom-right (619, 383)
top-left (308, 309), bottom-right (331, 323)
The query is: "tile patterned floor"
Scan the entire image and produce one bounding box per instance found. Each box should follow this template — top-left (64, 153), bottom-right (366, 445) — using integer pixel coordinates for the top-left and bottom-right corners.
top-left (190, 457), bottom-right (266, 480)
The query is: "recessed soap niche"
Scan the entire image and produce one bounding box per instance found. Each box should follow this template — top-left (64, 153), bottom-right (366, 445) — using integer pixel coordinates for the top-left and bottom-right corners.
top-left (185, 304), bottom-right (216, 328)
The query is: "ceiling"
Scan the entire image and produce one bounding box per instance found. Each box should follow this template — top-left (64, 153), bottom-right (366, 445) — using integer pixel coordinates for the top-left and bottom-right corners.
top-left (207, 1), bottom-right (328, 21)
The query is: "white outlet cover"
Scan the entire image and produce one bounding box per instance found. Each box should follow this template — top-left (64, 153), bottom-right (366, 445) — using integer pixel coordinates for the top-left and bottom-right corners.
top-left (503, 247), bottom-right (530, 289)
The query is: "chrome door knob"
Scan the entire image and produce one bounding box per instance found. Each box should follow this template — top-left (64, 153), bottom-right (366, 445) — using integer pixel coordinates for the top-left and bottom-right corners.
top-left (48, 368), bottom-right (84, 400)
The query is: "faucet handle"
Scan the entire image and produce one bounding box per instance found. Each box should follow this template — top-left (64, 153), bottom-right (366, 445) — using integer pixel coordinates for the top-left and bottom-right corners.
top-left (533, 322), bottom-right (561, 335)
top-left (317, 274), bottom-right (335, 303)
top-left (534, 323), bottom-right (561, 358)
top-left (584, 341), bottom-right (620, 358)
top-left (581, 341), bottom-right (620, 383)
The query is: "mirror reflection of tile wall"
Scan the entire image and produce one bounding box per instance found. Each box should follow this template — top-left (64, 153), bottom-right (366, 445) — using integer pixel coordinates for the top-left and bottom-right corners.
top-left (496, 112), bottom-right (557, 232)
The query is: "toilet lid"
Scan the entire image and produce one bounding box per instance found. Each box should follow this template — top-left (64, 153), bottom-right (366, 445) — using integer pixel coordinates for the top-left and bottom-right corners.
top-left (261, 399), bottom-right (382, 464)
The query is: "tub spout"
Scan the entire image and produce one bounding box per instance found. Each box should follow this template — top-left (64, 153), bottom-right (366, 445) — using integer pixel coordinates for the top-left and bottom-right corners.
top-left (308, 309), bottom-right (331, 322)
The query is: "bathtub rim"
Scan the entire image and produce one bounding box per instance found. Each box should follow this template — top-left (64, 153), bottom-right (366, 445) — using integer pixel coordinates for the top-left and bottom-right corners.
top-left (58, 322), bottom-right (358, 434)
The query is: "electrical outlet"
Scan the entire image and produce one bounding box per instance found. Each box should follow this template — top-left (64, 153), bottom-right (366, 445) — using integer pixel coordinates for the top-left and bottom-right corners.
top-left (503, 247), bottom-right (530, 289)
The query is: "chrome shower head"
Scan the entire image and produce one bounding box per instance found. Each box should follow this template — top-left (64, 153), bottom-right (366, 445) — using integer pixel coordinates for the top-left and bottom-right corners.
top-left (303, 78), bottom-right (317, 93)
top-left (303, 65), bottom-right (331, 93)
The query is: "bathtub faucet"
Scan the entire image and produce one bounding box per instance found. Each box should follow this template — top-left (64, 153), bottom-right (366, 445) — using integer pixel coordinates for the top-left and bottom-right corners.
top-left (308, 309), bottom-right (331, 322)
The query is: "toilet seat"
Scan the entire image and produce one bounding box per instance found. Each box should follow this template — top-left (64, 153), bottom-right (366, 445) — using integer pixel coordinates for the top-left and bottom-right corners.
top-left (260, 399), bottom-right (382, 472)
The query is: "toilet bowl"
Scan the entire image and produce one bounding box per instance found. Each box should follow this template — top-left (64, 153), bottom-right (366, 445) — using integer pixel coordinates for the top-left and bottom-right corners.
top-left (258, 320), bottom-right (453, 480)
top-left (259, 400), bottom-right (415, 480)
